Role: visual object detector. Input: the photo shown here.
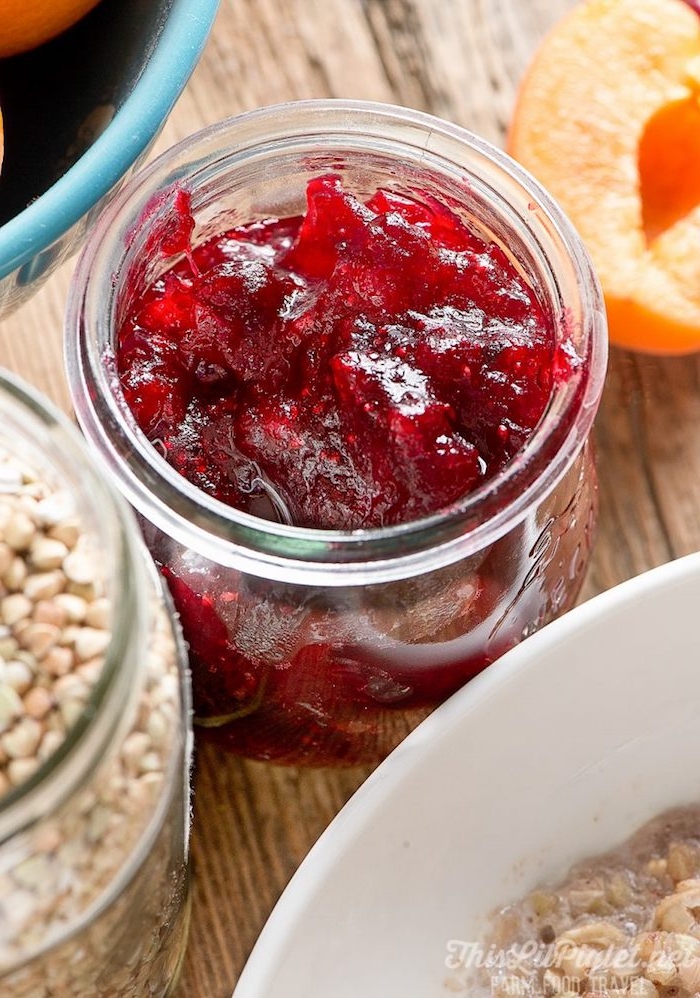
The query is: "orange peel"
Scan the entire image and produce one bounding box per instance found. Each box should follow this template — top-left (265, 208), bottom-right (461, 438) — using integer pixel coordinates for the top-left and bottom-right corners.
top-left (0, 0), bottom-right (101, 59)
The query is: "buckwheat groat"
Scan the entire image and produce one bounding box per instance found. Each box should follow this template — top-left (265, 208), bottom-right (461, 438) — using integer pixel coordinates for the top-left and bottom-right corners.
top-left (0, 434), bottom-right (190, 996)
top-left (0, 463), bottom-right (113, 797)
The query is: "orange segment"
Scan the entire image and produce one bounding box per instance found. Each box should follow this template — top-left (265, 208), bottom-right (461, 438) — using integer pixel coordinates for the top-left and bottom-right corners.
top-left (509, 0), bottom-right (700, 355)
top-left (0, 0), bottom-right (101, 59)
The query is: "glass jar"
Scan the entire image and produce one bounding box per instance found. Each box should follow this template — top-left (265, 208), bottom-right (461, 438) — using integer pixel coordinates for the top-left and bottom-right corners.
top-left (65, 100), bottom-right (607, 766)
top-left (0, 371), bottom-right (192, 995)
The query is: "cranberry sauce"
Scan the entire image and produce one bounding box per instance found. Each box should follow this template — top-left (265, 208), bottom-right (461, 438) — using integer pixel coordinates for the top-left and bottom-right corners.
top-left (113, 176), bottom-right (585, 764)
top-left (117, 176), bottom-right (556, 530)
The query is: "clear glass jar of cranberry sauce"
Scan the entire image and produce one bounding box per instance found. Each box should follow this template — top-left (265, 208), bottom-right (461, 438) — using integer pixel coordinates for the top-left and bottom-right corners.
top-left (65, 101), bottom-right (607, 766)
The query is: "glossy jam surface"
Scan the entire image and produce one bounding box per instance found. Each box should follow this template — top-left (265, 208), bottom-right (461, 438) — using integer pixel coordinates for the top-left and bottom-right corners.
top-left (114, 176), bottom-right (592, 766)
top-left (117, 177), bottom-right (556, 529)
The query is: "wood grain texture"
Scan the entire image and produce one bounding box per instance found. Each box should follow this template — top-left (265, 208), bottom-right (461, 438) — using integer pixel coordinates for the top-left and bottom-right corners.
top-left (2, 2), bottom-right (700, 995)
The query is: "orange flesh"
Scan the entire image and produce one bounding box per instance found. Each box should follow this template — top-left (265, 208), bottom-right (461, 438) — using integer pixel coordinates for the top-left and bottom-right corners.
top-left (509, 0), bottom-right (700, 355)
top-left (639, 96), bottom-right (700, 242)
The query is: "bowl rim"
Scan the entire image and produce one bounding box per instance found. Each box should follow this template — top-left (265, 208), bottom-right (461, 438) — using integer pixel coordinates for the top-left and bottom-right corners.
top-left (0, 0), bottom-right (220, 279)
top-left (232, 551), bottom-right (700, 997)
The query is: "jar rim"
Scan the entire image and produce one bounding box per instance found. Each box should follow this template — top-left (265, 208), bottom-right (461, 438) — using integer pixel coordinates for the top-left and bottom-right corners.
top-left (66, 99), bottom-right (608, 585)
top-left (0, 370), bottom-right (147, 839)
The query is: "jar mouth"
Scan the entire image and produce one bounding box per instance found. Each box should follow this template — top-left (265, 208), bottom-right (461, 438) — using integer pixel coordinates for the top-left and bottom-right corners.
top-left (0, 370), bottom-right (147, 840)
top-left (66, 100), bottom-right (608, 584)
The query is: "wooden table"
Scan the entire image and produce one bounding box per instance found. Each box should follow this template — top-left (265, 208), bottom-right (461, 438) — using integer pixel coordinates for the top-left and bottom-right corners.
top-left (3, 1), bottom-right (700, 994)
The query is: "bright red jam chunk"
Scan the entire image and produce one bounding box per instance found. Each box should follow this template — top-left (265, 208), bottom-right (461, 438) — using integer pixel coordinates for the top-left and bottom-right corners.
top-left (116, 176), bottom-right (557, 529)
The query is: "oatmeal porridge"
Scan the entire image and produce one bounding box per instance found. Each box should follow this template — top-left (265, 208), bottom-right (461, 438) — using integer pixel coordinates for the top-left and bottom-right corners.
top-left (476, 806), bottom-right (700, 997)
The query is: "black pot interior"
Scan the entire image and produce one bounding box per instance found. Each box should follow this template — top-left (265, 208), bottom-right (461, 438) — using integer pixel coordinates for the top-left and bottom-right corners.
top-left (0, 0), bottom-right (173, 226)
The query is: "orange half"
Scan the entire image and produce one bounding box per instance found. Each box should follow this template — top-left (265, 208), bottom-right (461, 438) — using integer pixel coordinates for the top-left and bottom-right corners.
top-left (0, 0), bottom-right (101, 58)
top-left (509, 0), bottom-right (700, 354)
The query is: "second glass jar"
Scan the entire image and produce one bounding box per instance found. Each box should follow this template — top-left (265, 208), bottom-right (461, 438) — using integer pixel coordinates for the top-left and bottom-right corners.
top-left (0, 371), bottom-right (191, 995)
top-left (65, 101), bottom-right (607, 766)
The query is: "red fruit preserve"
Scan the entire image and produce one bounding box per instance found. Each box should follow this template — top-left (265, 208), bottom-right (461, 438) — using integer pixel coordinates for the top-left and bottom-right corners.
top-left (68, 103), bottom-right (607, 765)
top-left (118, 177), bottom-right (558, 530)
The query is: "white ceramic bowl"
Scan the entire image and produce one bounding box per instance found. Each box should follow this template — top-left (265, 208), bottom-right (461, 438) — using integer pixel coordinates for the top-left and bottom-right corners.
top-left (234, 552), bottom-right (700, 998)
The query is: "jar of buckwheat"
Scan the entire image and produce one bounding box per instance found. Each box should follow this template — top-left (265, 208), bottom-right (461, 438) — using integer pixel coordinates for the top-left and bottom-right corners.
top-left (0, 370), bottom-right (192, 997)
